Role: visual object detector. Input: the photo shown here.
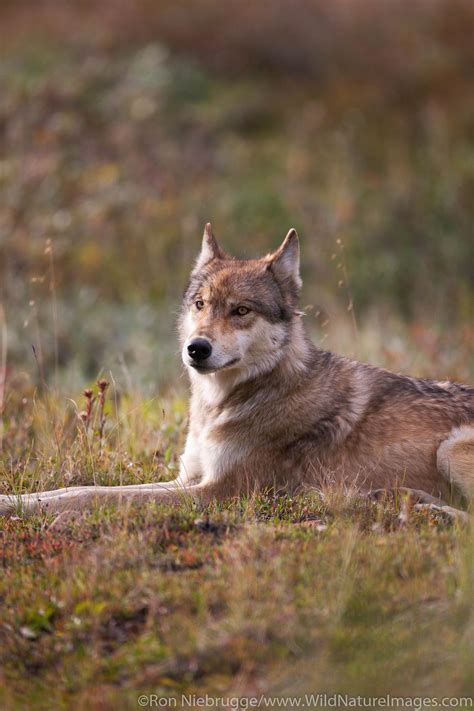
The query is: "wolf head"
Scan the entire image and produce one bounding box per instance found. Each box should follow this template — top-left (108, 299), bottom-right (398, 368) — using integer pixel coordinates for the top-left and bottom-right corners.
top-left (180, 223), bottom-right (302, 380)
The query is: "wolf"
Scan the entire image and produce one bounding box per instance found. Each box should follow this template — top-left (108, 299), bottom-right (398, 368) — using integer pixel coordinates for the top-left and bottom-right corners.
top-left (1, 224), bottom-right (473, 518)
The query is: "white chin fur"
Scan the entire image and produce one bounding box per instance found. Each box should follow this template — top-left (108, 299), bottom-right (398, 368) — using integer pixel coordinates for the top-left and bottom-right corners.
top-left (186, 361), bottom-right (238, 374)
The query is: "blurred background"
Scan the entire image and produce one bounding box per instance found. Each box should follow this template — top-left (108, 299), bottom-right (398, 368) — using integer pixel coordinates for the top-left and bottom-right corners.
top-left (1, 0), bottom-right (473, 395)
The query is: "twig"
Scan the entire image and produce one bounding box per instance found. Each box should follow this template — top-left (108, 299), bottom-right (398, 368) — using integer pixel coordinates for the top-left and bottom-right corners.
top-left (45, 238), bottom-right (59, 388)
top-left (0, 305), bottom-right (7, 450)
top-left (97, 378), bottom-right (109, 454)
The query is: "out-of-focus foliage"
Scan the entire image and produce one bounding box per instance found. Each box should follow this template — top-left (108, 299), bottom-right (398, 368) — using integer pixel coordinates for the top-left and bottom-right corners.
top-left (0, 0), bottom-right (473, 387)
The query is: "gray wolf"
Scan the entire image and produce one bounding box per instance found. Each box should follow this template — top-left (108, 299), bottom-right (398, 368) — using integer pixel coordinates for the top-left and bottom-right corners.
top-left (1, 224), bottom-right (473, 518)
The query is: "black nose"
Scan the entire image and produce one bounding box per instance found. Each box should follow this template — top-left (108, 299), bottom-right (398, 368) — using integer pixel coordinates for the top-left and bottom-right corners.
top-left (187, 338), bottom-right (212, 362)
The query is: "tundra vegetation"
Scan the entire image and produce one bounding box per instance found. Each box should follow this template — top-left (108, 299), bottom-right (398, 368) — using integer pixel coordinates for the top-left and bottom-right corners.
top-left (0, 2), bottom-right (473, 708)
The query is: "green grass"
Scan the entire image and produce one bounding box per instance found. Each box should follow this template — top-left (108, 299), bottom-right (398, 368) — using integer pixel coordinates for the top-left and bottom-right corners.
top-left (1, 487), bottom-right (473, 709)
top-left (0, 380), bottom-right (473, 710)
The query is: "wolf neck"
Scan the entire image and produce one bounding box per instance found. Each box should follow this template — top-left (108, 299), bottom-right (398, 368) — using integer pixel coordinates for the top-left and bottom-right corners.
top-left (189, 317), bottom-right (315, 409)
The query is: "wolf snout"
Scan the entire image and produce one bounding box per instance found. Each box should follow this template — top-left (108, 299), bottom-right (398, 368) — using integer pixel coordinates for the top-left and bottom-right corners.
top-left (187, 338), bottom-right (212, 362)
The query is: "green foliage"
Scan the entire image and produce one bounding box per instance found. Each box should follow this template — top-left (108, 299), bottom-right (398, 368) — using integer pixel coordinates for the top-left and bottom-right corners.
top-left (1, 377), bottom-right (473, 707)
top-left (1, 483), bottom-right (473, 708)
top-left (1, 4), bottom-right (473, 383)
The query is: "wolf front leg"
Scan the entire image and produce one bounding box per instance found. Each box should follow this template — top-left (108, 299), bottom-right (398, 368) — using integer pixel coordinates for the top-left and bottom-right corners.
top-left (0, 479), bottom-right (229, 518)
top-left (0, 481), bottom-right (192, 517)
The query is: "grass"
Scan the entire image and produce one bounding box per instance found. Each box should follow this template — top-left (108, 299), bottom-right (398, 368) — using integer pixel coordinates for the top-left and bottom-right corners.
top-left (1, 491), bottom-right (473, 706)
top-left (1, 488), bottom-right (473, 709)
top-left (0, 374), bottom-right (473, 709)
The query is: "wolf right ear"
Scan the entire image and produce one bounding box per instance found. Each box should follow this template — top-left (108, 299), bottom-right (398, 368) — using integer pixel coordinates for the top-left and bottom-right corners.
top-left (266, 228), bottom-right (302, 292)
top-left (193, 223), bottom-right (227, 272)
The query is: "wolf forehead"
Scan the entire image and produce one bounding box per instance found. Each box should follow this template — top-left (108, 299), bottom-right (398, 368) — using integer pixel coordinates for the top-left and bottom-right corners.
top-left (184, 260), bottom-right (293, 322)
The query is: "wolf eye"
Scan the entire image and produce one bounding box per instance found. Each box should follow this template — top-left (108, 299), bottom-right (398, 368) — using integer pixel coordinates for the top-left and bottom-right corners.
top-left (234, 306), bottom-right (250, 316)
top-left (194, 299), bottom-right (205, 310)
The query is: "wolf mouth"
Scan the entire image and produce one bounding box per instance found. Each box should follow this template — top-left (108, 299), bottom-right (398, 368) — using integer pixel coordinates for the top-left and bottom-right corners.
top-left (190, 357), bottom-right (240, 373)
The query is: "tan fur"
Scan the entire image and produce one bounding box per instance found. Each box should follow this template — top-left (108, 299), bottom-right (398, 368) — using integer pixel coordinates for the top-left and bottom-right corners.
top-left (1, 224), bottom-right (473, 518)
top-left (437, 426), bottom-right (474, 498)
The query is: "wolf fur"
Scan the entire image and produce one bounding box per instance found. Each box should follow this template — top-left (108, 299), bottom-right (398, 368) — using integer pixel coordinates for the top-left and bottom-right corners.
top-left (1, 224), bottom-right (473, 517)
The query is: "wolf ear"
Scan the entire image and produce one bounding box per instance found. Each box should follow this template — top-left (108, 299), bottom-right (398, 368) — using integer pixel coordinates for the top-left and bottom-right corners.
top-left (266, 228), bottom-right (302, 291)
top-left (193, 223), bottom-right (226, 272)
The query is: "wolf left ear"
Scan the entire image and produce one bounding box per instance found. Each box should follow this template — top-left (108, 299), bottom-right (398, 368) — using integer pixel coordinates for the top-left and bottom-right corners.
top-left (193, 223), bottom-right (227, 272)
top-left (266, 228), bottom-right (302, 291)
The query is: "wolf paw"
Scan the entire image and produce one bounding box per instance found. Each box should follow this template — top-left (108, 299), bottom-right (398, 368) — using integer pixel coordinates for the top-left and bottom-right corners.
top-left (368, 487), bottom-right (443, 506)
top-left (413, 502), bottom-right (469, 524)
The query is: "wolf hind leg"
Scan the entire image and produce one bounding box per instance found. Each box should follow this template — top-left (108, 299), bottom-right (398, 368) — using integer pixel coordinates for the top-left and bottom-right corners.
top-left (368, 487), bottom-right (468, 523)
top-left (369, 487), bottom-right (444, 506)
top-left (437, 425), bottom-right (474, 501)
